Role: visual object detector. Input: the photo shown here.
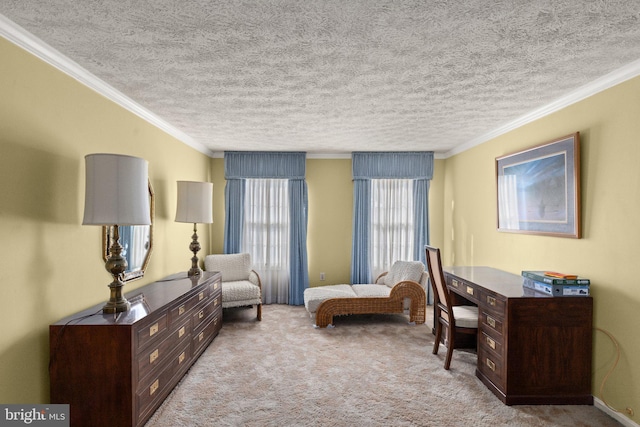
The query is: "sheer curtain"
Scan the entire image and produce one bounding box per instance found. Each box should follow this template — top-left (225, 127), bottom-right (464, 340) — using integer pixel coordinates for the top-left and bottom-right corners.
top-left (242, 179), bottom-right (290, 304)
top-left (370, 179), bottom-right (414, 279)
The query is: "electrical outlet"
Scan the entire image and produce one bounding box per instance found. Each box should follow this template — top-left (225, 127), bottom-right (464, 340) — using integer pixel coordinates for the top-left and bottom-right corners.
top-left (320, 272), bottom-right (325, 281)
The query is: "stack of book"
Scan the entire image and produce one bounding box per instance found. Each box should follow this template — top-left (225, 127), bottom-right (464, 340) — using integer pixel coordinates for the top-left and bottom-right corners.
top-left (521, 271), bottom-right (590, 297)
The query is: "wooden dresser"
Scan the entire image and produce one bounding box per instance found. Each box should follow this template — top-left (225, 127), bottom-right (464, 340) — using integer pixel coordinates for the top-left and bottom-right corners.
top-left (444, 266), bottom-right (593, 405)
top-left (49, 271), bottom-right (222, 427)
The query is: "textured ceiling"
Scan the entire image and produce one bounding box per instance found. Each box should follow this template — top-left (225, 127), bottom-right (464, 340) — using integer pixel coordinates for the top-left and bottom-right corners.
top-left (2, 1), bottom-right (640, 156)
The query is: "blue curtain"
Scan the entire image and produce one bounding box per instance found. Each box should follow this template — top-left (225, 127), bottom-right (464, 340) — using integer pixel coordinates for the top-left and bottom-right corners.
top-left (223, 151), bottom-right (309, 305)
top-left (351, 152), bottom-right (434, 284)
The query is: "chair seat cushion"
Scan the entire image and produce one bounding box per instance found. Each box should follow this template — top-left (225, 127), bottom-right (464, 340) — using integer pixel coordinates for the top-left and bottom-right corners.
top-left (222, 280), bottom-right (261, 305)
top-left (452, 305), bottom-right (479, 328)
top-left (351, 284), bottom-right (391, 297)
top-left (303, 284), bottom-right (357, 313)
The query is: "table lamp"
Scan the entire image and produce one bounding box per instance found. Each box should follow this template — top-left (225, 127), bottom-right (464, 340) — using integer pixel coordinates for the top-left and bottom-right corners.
top-left (82, 153), bottom-right (151, 314)
top-left (175, 181), bottom-right (213, 277)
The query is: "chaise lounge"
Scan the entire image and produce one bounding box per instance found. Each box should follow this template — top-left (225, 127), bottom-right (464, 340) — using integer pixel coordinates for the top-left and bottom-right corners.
top-left (303, 260), bottom-right (427, 328)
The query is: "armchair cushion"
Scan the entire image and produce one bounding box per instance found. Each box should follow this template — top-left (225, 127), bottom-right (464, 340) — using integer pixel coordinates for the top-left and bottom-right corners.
top-left (383, 260), bottom-right (425, 288)
top-left (204, 253), bottom-right (251, 282)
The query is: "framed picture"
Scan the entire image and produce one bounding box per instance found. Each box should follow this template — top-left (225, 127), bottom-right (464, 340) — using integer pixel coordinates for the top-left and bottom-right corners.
top-left (496, 132), bottom-right (581, 238)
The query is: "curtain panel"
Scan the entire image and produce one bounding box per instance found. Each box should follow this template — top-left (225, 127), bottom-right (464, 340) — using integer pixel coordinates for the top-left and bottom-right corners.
top-left (351, 151), bottom-right (434, 284)
top-left (223, 151), bottom-right (309, 305)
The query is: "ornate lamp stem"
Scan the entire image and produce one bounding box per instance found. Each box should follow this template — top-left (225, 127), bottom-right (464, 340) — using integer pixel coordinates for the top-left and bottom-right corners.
top-left (188, 223), bottom-right (202, 277)
top-left (103, 225), bottom-right (131, 313)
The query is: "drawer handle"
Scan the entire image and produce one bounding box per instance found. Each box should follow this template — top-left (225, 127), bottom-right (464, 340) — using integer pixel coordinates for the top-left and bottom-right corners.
top-left (178, 326), bottom-right (186, 338)
top-left (487, 296), bottom-right (496, 306)
top-left (149, 349), bottom-right (159, 364)
top-left (486, 358), bottom-right (496, 372)
top-left (199, 291), bottom-right (205, 301)
top-left (486, 336), bottom-right (496, 350)
top-left (198, 310), bottom-right (204, 319)
top-left (150, 379), bottom-right (159, 396)
top-left (199, 331), bottom-right (204, 342)
top-left (179, 305), bottom-right (185, 316)
top-left (214, 297), bottom-right (219, 306)
top-left (214, 282), bottom-right (219, 290)
top-left (451, 279), bottom-right (459, 288)
top-left (178, 351), bottom-right (186, 364)
top-left (466, 286), bottom-right (474, 296)
top-left (487, 316), bottom-right (496, 328)
top-left (149, 322), bottom-right (159, 337)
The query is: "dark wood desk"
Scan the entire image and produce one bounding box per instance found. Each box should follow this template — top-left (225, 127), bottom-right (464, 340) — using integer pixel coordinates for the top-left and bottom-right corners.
top-left (444, 266), bottom-right (593, 405)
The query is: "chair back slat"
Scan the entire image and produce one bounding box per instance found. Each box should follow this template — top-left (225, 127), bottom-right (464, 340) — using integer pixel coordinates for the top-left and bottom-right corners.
top-left (425, 245), bottom-right (452, 315)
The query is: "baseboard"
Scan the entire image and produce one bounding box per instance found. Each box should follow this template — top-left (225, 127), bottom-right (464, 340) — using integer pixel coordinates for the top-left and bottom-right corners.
top-left (594, 397), bottom-right (639, 427)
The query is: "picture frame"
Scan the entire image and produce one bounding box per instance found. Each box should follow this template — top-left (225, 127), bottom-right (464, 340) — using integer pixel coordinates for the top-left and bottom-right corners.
top-left (496, 132), bottom-right (581, 238)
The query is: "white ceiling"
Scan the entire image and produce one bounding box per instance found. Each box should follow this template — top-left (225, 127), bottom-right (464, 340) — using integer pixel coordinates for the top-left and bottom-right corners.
top-left (2, 1), bottom-right (640, 157)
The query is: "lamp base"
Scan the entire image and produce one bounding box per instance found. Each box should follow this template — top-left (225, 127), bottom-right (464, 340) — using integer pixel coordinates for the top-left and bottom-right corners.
top-left (187, 223), bottom-right (202, 278)
top-left (102, 280), bottom-right (131, 314)
top-left (103, 225), bottom-right (130, 314)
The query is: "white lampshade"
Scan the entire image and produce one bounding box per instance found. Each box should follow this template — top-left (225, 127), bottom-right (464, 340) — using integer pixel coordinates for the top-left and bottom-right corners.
top-left (82, 153), bottom-right (151, 226)
top-left (175, 181), bottom-right (213, 224)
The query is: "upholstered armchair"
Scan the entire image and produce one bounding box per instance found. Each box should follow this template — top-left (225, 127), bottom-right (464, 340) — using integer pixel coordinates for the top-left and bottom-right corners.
top-left (204, 253), bottom-right (262, 321)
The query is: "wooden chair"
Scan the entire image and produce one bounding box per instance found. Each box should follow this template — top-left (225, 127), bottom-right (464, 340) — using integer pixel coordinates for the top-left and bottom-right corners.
top-left (425, 245), bottom-right (478, 370)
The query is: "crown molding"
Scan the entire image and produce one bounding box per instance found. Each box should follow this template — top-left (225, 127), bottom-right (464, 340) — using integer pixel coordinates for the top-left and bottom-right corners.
top-left (0, 14), bottom-right (214, 157)
top-left (444, 58), bottom-right (640, 159)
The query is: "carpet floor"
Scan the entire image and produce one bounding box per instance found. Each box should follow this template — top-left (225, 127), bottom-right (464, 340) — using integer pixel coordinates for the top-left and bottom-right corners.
top-left (145, 304), bottom-right (621, 427)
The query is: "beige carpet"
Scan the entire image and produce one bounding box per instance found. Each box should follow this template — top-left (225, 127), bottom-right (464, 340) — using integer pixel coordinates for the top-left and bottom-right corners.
top-left (145, 304), bottom-right (621, 427)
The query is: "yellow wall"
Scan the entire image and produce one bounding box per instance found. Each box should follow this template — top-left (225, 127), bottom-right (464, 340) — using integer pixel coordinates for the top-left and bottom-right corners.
top-left (0, 38), bottom-right (213, 403)
top-left (444, 75), bottom-right (640, 422)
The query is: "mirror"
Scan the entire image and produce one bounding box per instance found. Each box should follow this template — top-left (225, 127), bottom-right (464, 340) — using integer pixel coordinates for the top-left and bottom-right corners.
top-left (102, 180), bottom-right (155, 282)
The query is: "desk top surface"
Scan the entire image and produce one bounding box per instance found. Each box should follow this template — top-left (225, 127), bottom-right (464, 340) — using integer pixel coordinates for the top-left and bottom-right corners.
top-left (444, 265), bottom-right (550, 299)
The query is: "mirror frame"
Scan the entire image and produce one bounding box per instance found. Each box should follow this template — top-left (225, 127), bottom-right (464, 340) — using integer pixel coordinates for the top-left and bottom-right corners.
top-left (102, 180), bottom-right (155, 282)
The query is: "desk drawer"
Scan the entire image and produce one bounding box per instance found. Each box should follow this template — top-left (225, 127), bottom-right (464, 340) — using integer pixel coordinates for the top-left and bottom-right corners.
top-left (479, 290), bottom-right (506, 315)
top-left (481, 311), bottom-right (504, 336)
top-left (478, 345), bottom-right (505, 389)
top-left (480, 331), bottom-right (503, 359)
top-left (448, 278), bottom-right (479, 304)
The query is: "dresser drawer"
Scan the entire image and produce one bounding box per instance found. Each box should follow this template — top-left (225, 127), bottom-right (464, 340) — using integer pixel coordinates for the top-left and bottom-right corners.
top-left (137, 314), bottom-right (168, 350)
top-left (192, 299), bottom-right (217, 330)
top-left (137, 341), bottom-right (192, 423)
top-left (211, 279), bottom-right (221, 296)
top-left (193, 307), bottom-right (222, 355)
top-left (169, 287), bottom-right (211, 327)
top-left (477, 345), bottom-right (505, 389)
top-left (137, 318), bottom-right (191, 383)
